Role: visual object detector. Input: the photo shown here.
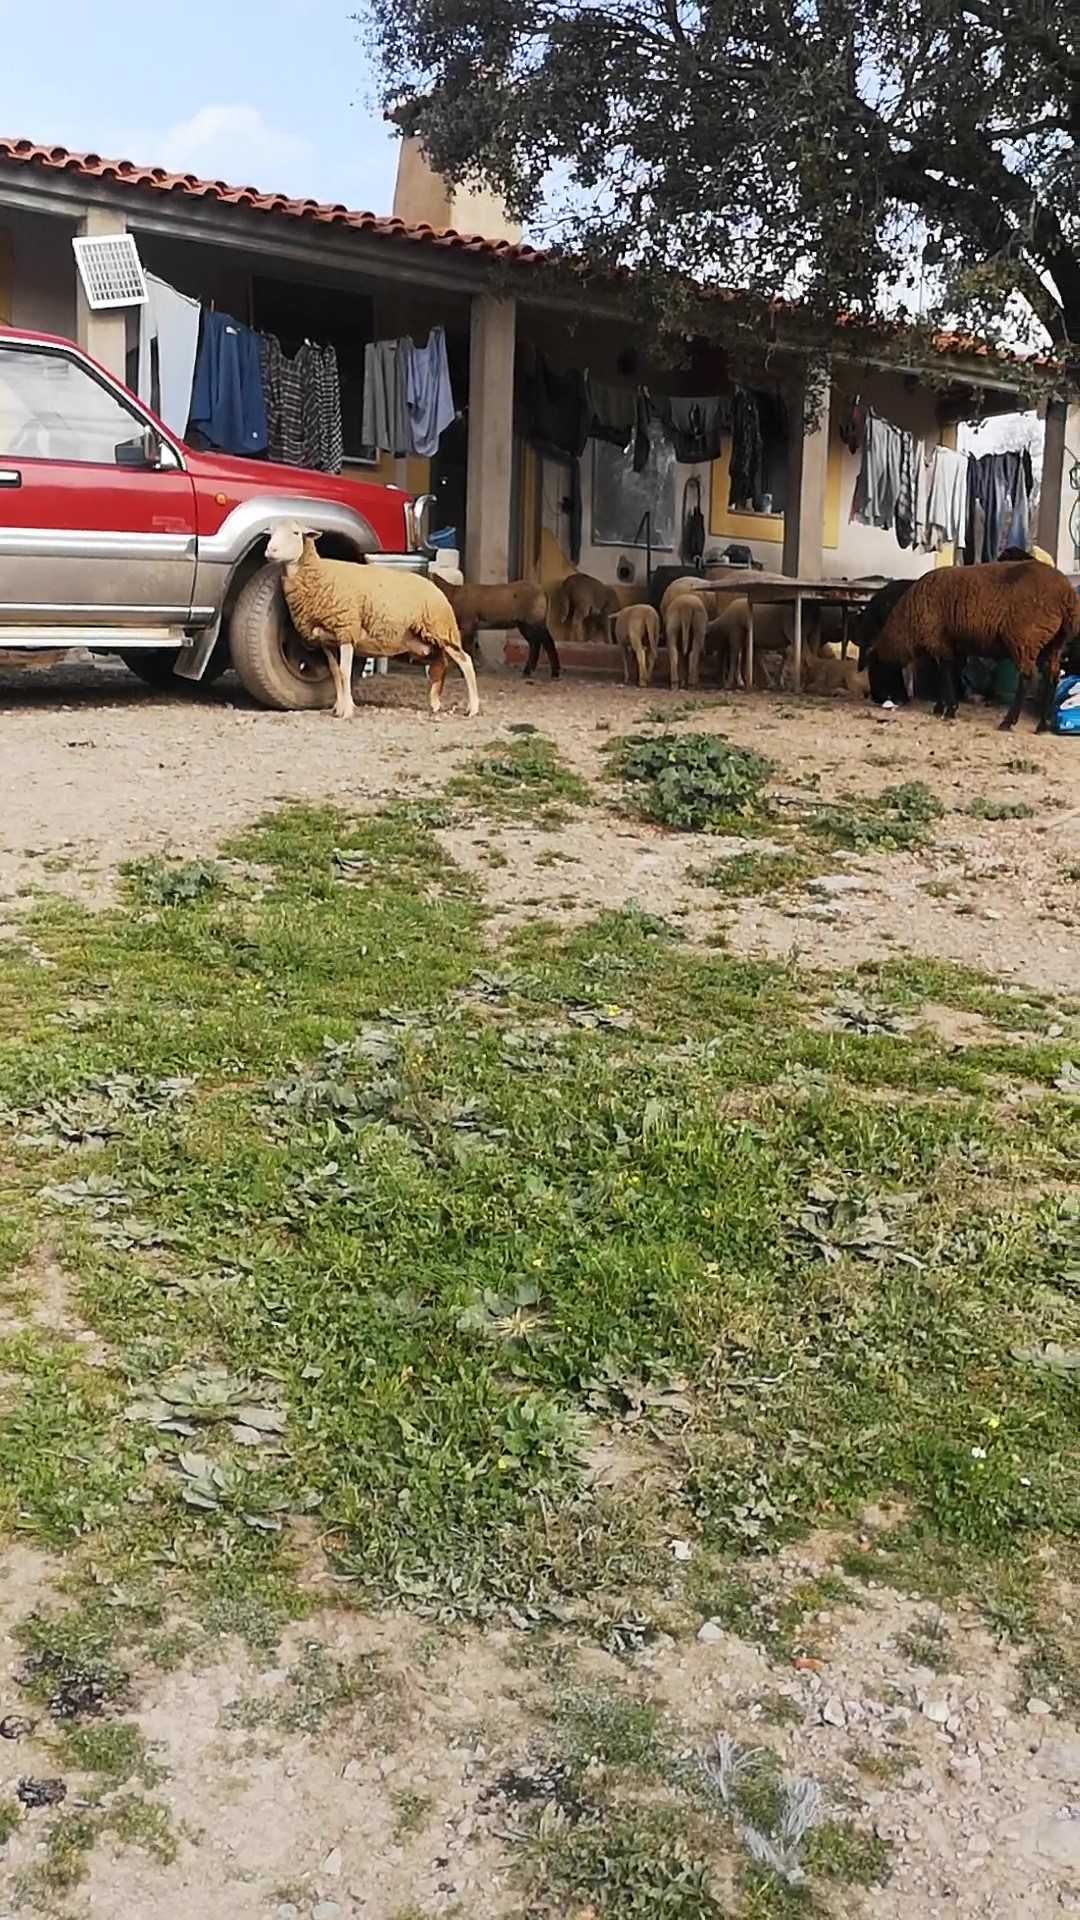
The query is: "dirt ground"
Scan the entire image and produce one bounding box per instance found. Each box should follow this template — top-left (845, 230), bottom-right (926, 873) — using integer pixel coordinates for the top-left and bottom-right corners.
top-left (2, 653), bottom-right (1080, 1918)
top-left (1, 652), bottom-right (1077, 993)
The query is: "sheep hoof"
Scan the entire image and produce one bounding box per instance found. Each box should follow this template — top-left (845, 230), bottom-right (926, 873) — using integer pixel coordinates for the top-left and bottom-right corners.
top-left (997, 716), bottom-right (1018, 732)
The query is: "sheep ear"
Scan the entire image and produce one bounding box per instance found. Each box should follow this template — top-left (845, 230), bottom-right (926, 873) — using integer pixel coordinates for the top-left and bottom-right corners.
top-left (302, 527), bottom-right (322, 541)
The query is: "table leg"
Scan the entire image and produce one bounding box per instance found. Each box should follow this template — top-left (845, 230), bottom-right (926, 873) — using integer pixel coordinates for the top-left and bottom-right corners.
top-left (793, 595), bottom-right (803, 692)
top-left (745, 600), bottom-right (754, 692)
top-left (841, 605), bottom-right (850, 658)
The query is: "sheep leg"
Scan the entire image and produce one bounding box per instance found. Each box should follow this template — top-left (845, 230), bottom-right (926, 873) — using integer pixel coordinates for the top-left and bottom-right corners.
top-left (688, 634), bottom-right (704, 689)
top-left (338, 642), bottom-right (356, 719)
top-left (937, 656), bottom-right (959, 720)
top-left (521, 626), bottom-right (541, 679)
top-left (669, 637), bottom-right (680, 691)
top-left (541, 629), bottom-right (561, 679)
top-left (1036, 646), bottom-right (1065, 733)
top-left (444, 642), bottom-right (481, 718)
top-left (427, 651), bottom-right (448, 715)
top-left (323, 646), bottom-right (349, 719)
top-left (999, 669), bottom-right (1029, 731)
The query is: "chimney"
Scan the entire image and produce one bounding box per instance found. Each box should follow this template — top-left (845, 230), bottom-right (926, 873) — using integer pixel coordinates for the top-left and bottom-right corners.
top-left (392, 132), bottom-right (522, 245)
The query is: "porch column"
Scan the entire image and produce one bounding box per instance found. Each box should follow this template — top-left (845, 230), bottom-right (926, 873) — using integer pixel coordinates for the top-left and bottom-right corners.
top-left (1037, 398), bottom-right (1068, 564)
top-left (782, 363), bottom-right (831, 578)
top-left (465, 294), bottom-right (516, 581)
top-left (75, 206), bottom-right (128, 381)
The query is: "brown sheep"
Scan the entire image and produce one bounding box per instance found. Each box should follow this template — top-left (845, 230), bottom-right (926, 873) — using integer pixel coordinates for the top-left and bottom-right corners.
top-left (665, 594), bottom-right (707, 690)
top-left (435, 578), bottom-right (557, 679)
top-left (612, 604), bottom-right (660, 686)
top-left (869, 560), bottom-right (1080, 731)
top-left (542, 573), bottom-right (639, 675)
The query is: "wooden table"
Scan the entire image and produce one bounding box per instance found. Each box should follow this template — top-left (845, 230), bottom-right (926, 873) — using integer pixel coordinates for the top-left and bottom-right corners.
top-left (743, 578), bottom-right (879, 691)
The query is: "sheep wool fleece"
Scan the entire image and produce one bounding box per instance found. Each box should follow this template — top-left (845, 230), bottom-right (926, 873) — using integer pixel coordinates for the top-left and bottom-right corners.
top-left (281, 543), bottom-right (462, 657)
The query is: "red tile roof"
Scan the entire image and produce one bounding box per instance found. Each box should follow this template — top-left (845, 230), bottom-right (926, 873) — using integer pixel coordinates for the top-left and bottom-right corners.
top-left (0, 135), bottom-right (548, 266)
top-left (0, 134), bottom-right (1064, 381)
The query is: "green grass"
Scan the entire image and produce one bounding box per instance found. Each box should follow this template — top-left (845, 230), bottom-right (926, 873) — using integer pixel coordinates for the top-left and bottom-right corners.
top-left (806, 782), bottom-right (945, 853)
top-left (57, 1722), bottom-right (165, 1787)
top-left (803, 1819), bottom-right (892, 1886)
top-left (527, 1807), bottom-right (724, 1918)
top-left (446, 733), bottom-right (591, 821)
top-left (700, 850), bottom-right (820, 897)
top-left (966, 796), bottom-right (1035, 821)
top-left (1, 795), bottom-right (1080, 1711)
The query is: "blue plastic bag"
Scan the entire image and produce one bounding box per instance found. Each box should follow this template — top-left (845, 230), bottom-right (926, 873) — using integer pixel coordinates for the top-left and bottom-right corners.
top-left (1052, 674), bottom-right (1080, 735)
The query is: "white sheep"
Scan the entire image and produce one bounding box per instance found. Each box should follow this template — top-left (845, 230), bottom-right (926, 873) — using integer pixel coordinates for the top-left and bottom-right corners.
top-left (265, 521), bottom-right (480, 720)
top-left (611, 604), bottom-right (660, 686)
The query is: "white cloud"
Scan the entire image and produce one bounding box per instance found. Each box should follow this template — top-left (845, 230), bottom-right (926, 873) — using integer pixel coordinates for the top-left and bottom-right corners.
top-left (156, 104), bottom-right (315, 194)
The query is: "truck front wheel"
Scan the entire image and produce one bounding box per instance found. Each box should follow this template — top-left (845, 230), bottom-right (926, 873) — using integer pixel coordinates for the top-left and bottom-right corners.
top-left (228, 565), bottom-right (334, 710)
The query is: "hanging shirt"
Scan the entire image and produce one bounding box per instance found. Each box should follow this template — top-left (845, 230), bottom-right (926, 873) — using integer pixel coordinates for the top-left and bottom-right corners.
top-left (401, 326), bottom-right (455, 458)
top-left (189, 312), bottom-right (267, 457)
top-left (851, 412), bottom-right (904, 530)
top-left (922, 446), bottom-right (970, 551)
top-left (259, 334), bottom-right (306, 468)
top-left (586, 379), bottom-right (637, 449)
top-left (362, 340), bottom-right (410, 456)
top-left (137, 275), bottom-right (201, 438)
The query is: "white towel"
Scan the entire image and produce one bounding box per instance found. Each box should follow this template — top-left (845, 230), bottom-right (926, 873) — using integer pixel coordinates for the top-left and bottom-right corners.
top-left (138, 274), bottom-right (201, 438)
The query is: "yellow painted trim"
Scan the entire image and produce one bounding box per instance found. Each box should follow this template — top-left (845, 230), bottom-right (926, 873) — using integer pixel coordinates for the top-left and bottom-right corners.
top-left (0, 229), bottom-right (10, 325)
top-left (823, 428), bottom-right (843, 550)
top-left (519, 442), bottom-right (540, 579)
top-left (539, 526), bottom-right (572, 582)
top-left (709, 443), bottom-right (783, 543)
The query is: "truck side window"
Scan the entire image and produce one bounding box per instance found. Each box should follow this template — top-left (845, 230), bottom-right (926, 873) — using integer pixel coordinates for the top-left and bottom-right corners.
top-left (0, 346), bottom-right (147, 465)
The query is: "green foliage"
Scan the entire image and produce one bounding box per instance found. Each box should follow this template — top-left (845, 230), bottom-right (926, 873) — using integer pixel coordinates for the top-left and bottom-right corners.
top-left (368, 2), bottom-right (1080, 354)
top-left (807, 782), bottom-right (944, 853)
top-left (124, 858), bottom-right (224, 907)
top-left (609, 731), bottom-right (774, 831)
top-left (967, 796), bottom-right (1035, 821)
top-left (447, 734), bottom-right (591, 818)
top-left (702, 850), bottom-right (817, 896)
top-left (530, 1808), bottom-right (724, 1917)
top-left (804, 1819), bottom-right (893, 1886)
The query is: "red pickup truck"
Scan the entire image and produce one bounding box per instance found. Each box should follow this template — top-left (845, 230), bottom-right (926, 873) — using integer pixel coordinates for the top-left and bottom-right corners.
top-left (0, 325), bottom-right (433, 707)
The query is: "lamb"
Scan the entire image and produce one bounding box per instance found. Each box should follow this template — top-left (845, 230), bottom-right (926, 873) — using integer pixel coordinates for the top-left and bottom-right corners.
top-left (612, 604), bottom-right (660, 686)
top-left (865, 559), bottom-right (1080, 731)
top-left (265, 522), bottom-right (479, 720)
top-left (664, 593), bottom-right (707, 690)
top-left (434, 578), bottom-right (556, 679)
top-left (704, 597), bottom-right (802, 690)
top-left (542, 573), bottom-right (639, 675)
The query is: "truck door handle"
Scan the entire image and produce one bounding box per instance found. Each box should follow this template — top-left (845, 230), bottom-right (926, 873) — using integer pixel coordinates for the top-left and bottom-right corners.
top-left (0, 469), bottom-right (22, 487)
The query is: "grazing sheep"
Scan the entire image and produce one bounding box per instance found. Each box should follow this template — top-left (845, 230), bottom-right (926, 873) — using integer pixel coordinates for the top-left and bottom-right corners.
top-left (856, 579), bottom-right (916, 705)
top-left (798, 645), bottom-right (868, 698)
top-left (867, 559), bottom-right (1080, 730)
top-left (704, 597), bottom-right (805, 690)
top-left (542, 574), bottom-right (639, 675)
top-left (659, 576), bottom-right (712, 623)
top-left (435, 578), bottom-right (556, 678)
top-left (665, 593), bottom-right (707, 690)
top-left (266, 521), bottom-right (479, 720)
top-left (612, 604), bottom-right (660, 686)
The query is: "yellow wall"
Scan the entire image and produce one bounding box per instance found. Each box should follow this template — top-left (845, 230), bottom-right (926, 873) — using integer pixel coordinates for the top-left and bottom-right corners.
top-left (709, 438), bottom-right (783, 545)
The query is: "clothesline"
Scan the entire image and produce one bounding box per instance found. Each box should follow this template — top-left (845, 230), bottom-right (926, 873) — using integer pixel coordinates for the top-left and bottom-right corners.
top-left (850, 407), bottom-right (1035, 561)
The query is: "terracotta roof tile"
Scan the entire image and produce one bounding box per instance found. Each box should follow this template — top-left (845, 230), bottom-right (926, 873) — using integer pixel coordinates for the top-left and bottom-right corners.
top-left (0, 134), bottom-right (548, 266)
top-left (0, 134), bottom-right (1064, 378)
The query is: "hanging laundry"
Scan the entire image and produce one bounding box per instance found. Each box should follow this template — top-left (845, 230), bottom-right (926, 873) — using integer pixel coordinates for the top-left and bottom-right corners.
top-left (259, 334), bottom-right (306, 468)
top-left (922, 445), bottom-right (970, 551)
top-left (189, 312), bottom-right (267, 458)
top-left (586, 379), bottom-right (637, 450)
top-left (680, 475), bottom-right (706, 566)
top-left (137, 275), bottom-right (201, 438)
top-left (729, 389), bottom-right (765, 509)
top-left (401, 326), bottom-right (455, 458)
top-left (519, 354), bottom-right (590, 459)
top-left (851, 412), bottom-right (904, 530)
top-left (362, 340), bottom-right (410, 457)
top-left (965, 449), bottom-right (1033, 561)
top-left (657, 394), bottom-right (729, 463)
top-left (298, 341), bottom-right (343, 474)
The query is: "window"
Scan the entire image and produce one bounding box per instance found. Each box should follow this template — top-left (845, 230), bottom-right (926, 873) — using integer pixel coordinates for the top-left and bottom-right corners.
top-left (253, 276), bottom-right (376, 463)
top-left (0, 346), bottom-right (148, 465)
top-left (592, 429), bottom-right (677, 549)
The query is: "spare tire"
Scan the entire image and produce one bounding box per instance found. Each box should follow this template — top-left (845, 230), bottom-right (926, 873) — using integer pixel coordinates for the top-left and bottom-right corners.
top-left (228, 564), bottom-right (333, 710)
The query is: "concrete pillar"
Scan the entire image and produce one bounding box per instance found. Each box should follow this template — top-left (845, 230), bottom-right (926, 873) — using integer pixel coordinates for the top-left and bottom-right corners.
top-left (783, 363), bottom-right (831, 578)
top-left (465, 294), bottom-right (516, 582)
top-left (75, 206), bottom-right (128, 381)
top-left (1038, 398), bottom-right (1069, 564)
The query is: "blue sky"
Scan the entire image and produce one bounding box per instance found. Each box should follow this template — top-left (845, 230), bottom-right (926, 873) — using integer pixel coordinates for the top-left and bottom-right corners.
top-left (0, 0), bottom-right (401, 211)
